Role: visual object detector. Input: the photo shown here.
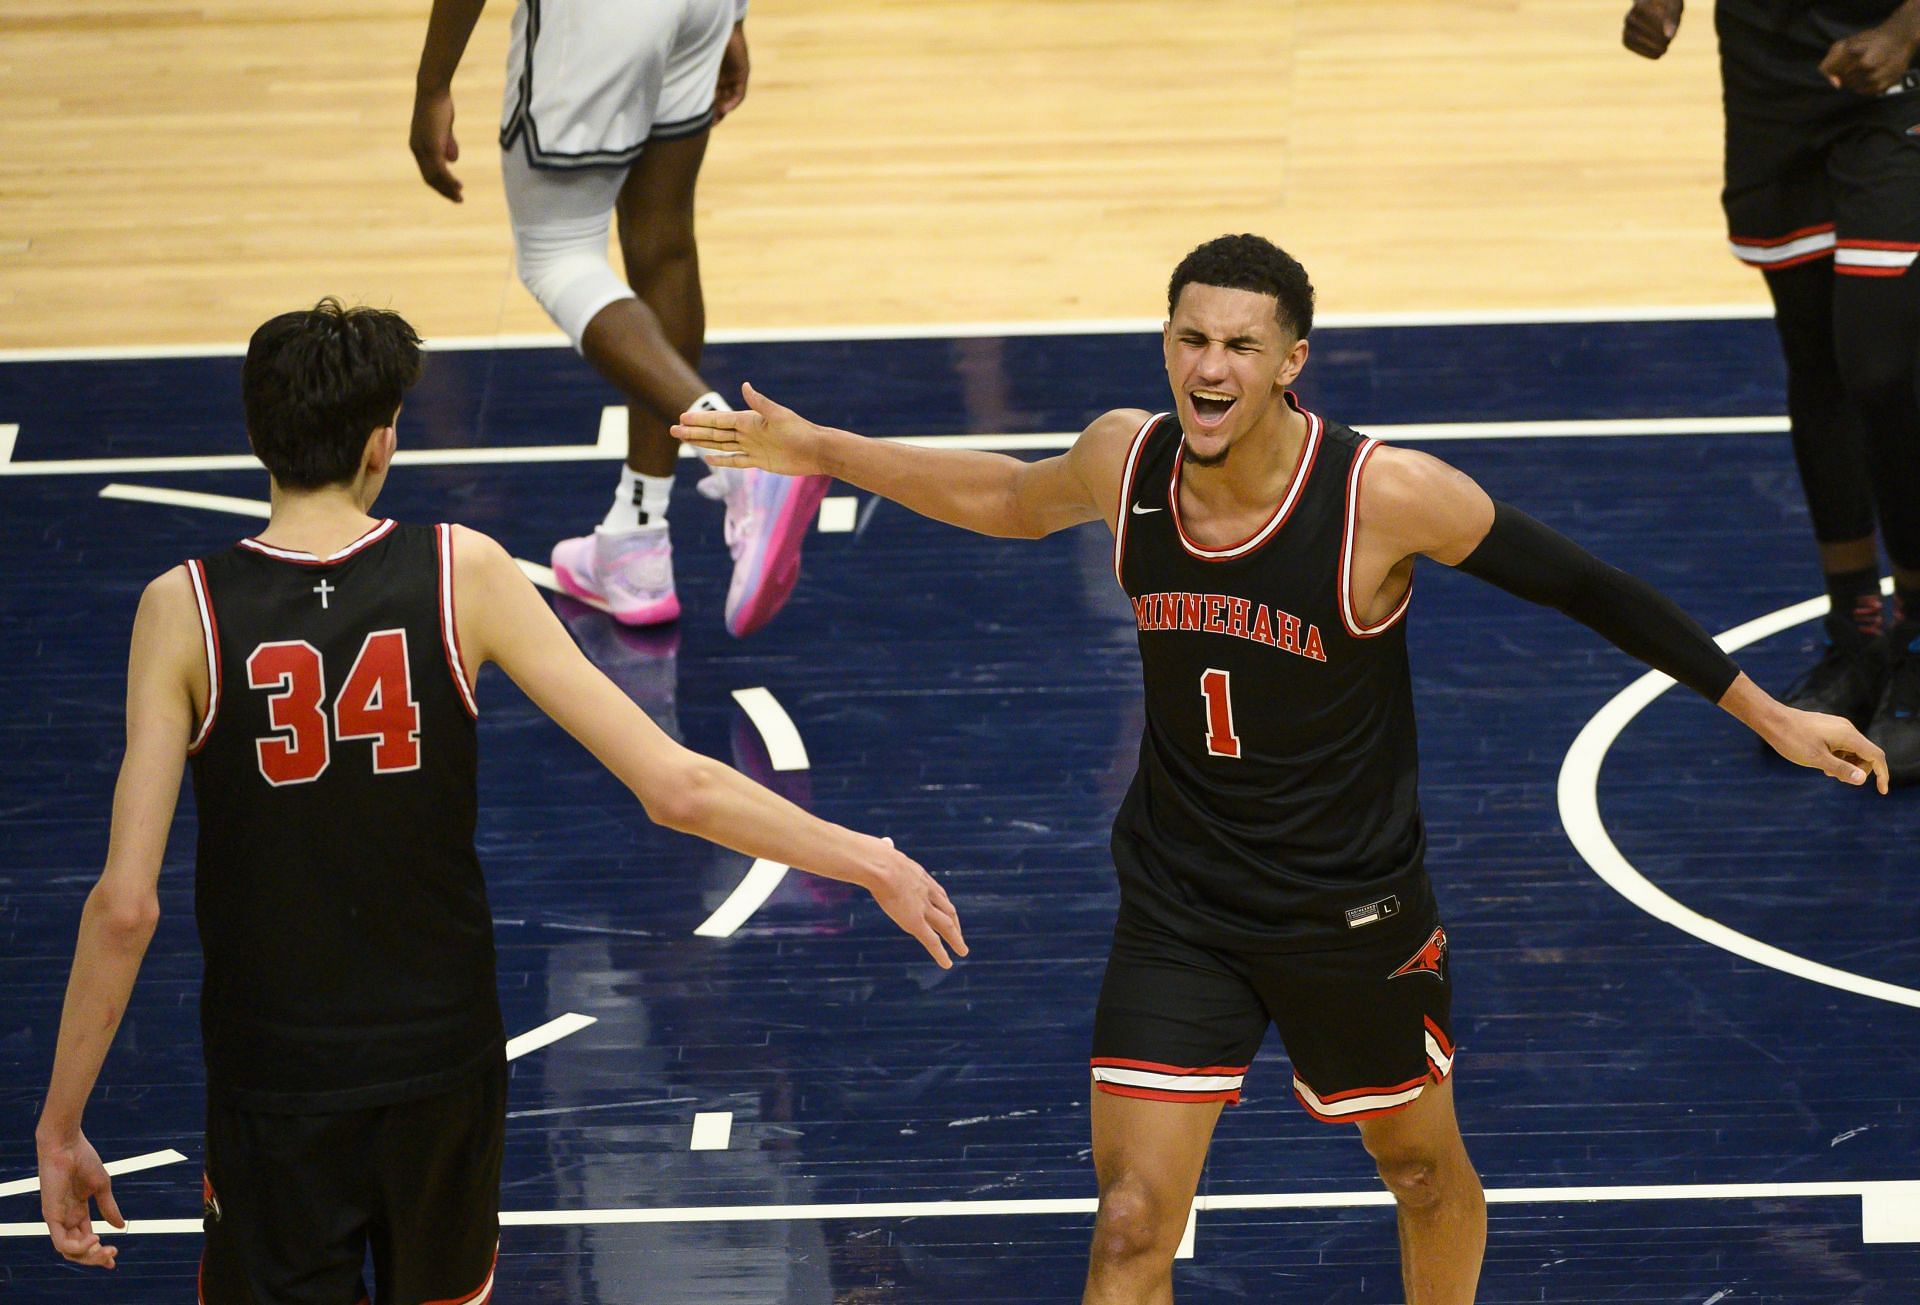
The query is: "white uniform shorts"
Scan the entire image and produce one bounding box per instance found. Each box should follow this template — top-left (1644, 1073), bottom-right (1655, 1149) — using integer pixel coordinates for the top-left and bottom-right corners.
top-left (499, 0), bottom-right (737, 170)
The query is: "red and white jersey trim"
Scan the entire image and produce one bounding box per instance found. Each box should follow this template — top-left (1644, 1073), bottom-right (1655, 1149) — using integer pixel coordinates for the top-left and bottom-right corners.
top-left (421, 1244), bottom-right (497, 1304)
top-left (1293, 1072), bottom-right (1428, 1121)
top-left (1111, 412), bottom-right (1165, 585)
top-left (1169, 405), bottom-right (1322, 562)
top-left (1835, 239), bottom-right (1919, 277)
top-left (1728, 224), bottom-right (1835, 269)
top-left (186, 559), bottom-right (221, 753)
top-left (436, 524), bottom-right (480, 718)
top-left (1339, 438), bottom-right (1413, 638)
top-left (238, 518), bottom-right (396, 565)
top-left (1091, 1057), bottom-right (1246, 1100)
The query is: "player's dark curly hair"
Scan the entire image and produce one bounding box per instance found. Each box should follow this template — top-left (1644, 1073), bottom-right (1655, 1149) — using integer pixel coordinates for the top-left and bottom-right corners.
top-left (1167, 234), bottom-right (1315, 339)
top-left (243, 298), bottom-right (424, 488)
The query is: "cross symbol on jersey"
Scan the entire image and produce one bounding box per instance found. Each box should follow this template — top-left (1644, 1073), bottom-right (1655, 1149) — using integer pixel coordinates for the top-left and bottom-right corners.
top-left (313, 579), bottom-right (335, 609)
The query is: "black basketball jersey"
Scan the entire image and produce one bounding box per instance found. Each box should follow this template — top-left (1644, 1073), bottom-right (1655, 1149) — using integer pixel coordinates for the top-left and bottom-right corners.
top-left (1110, 401), bottom-right (1432, 951)
top-left (185, 520), bottom-right (503, 1112)
top-left (1717, 0), bottom-right (1917, 107)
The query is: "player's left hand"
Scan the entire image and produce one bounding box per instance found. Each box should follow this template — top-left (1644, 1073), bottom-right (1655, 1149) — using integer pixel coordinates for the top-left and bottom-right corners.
top-left (1762, 706), bottom-right (1890, 793)
top-left (37, 1128), bottom-right (125, 1269)
top-left (1819, 22), bottom-right (1920, 96)
top-left (409, 87), bottom-right (464, 203)
top-left (714, 22), bottom-right (749, 123)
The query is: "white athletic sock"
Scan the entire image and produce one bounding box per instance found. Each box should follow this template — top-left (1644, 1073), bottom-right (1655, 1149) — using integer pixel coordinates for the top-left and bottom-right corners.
top-left (689, 390), bottom-right (730, 414)
top-left (688, 390), bottom-right (742, 495)
top-left (602, 466), bottom-right (675, 532)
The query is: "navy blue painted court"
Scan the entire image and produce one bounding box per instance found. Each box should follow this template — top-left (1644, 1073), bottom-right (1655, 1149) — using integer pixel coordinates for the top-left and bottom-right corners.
top-left (1, 317), bottom-right (1916, 1302)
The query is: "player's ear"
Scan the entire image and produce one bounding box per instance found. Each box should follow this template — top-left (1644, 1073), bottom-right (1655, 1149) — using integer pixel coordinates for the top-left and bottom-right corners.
top-left (364, 421), bottom-right (397, 474)
top-left (1278, 335), bottom-right (1309, 387)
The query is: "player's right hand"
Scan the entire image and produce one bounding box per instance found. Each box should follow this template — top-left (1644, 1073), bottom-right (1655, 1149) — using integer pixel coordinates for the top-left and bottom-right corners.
top-left (1762, 707), bottom-right (1890, 794)
top-left (865, 837), bottom-right (968, 969)
top-left (1819, 23), bottom-right (1920, 96)
top-left (410, 88), bottom-right (464, 203)
top-left (38, 1129), bottom-right (124, 1269)
top-left (672, 382), bottom-right (830, 477)
top-left (1622, 0), bottom-right (1683, 59)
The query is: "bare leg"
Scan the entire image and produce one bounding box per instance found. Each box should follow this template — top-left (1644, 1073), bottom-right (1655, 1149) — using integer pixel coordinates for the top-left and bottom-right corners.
top-left (570, 131), bottom-right (713, 478)
top-left (1084, 1088), bottom-right (1223, 1305)
top-left (1355, 1075), bottom-right (1485, 1305)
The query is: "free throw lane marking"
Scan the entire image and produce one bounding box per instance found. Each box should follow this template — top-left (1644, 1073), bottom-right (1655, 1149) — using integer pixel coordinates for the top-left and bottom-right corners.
top-left (690, 1113), bottom-right (733, 1151)
top-left (505, 1012), bottom-right (597, 1062)
top-left (817, 496), bottom-right (858, 532)
top-left (694, 859), bottom-right (790, 939)
top-left (1558, 579), bottom-right (1920, 1009)
top-left (0, 1149), bottom-right (188, 1200)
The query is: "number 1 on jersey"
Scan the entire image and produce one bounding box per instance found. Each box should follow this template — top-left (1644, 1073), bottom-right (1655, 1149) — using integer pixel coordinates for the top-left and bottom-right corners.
top-left (1200, 668), bottom-right (1241, 759)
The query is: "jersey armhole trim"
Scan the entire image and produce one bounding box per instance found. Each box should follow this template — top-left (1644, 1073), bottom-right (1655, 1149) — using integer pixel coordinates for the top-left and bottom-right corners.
top-left (1111, 412), bottom-right (1165, 585)
top-left (436, 525), bottom-right (481, 719)
top-left (185, 559), bottom-right (221, 754)
top-left (1339, 438), bottom-right (1414, 639)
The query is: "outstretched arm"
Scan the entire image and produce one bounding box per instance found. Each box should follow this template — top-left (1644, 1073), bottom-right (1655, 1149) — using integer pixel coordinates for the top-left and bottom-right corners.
top-left (410, 0), bottom-right (489, 202)
top-left (452, 529), bottom-right (966, 965)
top-left (675, 383), bottom-right (1147, 539)
top-left (1355, 445), bottom-right (1889, 792)
top-left (37, 567), bottom-right (202, 1269)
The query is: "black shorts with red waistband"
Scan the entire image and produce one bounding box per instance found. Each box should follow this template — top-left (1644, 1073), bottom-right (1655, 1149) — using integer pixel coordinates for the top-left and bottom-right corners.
top-left (197, 1054), bottom-right (504, 1305)
top-left (1719, 13), bottom-right (1920, 278)
top-left (1090, 899), bottom-right (1454, 1124)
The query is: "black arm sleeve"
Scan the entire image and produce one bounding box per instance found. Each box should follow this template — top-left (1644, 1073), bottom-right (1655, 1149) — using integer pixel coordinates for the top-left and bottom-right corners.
top-left (1455, 501), bottom-right (1740, 703)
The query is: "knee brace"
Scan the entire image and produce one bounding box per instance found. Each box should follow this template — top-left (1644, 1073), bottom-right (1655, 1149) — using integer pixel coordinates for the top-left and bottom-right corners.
top-left (512, 214), bottom-right (637, 350)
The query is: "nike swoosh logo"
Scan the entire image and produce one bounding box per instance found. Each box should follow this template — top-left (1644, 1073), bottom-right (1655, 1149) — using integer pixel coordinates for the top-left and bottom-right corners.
top-left (1131, 503), bottom-right (1163, 515)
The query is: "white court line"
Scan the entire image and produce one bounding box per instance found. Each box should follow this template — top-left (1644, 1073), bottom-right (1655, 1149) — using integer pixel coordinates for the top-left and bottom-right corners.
top-left (816, 496), bottom-right (858, 532)
top-left (690, 1112), bottom-right (733, 1151)
top-left (693, 859), bottom-right (791, 939)
top-left (0, 304), bottom-right (1775, 363)
top-left (0, 423), bottom-right (16, 463)
top-left (0, 1149), bottom-right (188, 1201)
top-left (12, 415), bottom-right (1791, 479)
top-left (1557, 578), bottom-right (1920, 1010)
top-left (730, 687), bottom-right (809, 770)
top-left (3, 1177), bottom-right (1912, 1239)
top-left (101, 483), bottom-right (270, 518)
top-left (505, 1012), bottom-right (598, 1061)
top-left (1176, 1205), bottom-right (1197, 1259)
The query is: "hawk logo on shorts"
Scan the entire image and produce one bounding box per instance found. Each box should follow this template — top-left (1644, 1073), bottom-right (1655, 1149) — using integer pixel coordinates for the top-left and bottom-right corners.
top-left (1389, 926), bottom-right (1448, 981)
top-left (203, 1172), bottom-right (222, 1224)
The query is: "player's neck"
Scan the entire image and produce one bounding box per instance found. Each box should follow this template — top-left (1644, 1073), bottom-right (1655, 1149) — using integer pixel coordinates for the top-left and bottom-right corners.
top-left (1182, 397), bottom-right (1309, 514)
top-left (256, 480), bottom-right (383, 555)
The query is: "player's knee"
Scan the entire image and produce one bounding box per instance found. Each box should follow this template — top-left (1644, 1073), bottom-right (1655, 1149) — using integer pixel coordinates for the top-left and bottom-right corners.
top-left (513, 227), bottom-right (637, 350)
top-left (1089, 1176), bottom-right (1181, 1267)
top-left (619, 215), bottom-right (697, 276)
top-left (1369, 1146), bottom-right (1445, 1211)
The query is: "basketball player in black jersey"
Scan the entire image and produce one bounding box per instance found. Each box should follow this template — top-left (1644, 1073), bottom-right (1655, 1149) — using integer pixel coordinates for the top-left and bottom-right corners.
top-left (33, 300), bottom-right (965, 1300)
top-left (1625, 0), bottom-right (1920, 783)
top-left (676, 235), bottom-right (1885, 1303)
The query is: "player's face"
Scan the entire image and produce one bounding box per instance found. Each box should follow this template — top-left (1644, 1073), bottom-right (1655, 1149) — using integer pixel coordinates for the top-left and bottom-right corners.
top-left (1163, 285), bottom-right (1298, 465)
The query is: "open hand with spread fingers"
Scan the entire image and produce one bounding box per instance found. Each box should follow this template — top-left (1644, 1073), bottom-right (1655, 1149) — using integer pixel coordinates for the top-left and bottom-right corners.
top-left (1762, 706), bottom-right (1890, 793)
top-left (673, 383), bottom-right (833, 478)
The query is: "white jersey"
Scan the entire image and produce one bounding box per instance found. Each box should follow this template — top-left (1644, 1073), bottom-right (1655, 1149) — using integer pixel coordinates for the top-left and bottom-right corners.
top-left (500, 0), bottom-right (742, 169)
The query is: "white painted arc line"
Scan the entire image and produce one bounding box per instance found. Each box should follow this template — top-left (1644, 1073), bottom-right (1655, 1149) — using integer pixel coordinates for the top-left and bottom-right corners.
top-left (0, 1149), bottom-right (188, 1200)
top-left (11, 417), bottom-right (1793, 478)
top-left (0, 304), bottom-right (1777, 362)
top-left (690, 1112), bottom-right (733, 1151)
top-left (816, 496), bottom-right (858, 532)
top-left (504, 1012), bottom-right (597, 1061)
top-left (730, 687), bottom-right (809, 771)
top-left (101, 483), bottom-right (270, 518)
top-left (1556, 578), bottom-right (1920, 1010)
top-left (6, 1177), bottom-right (1913, 1237)
top-left (693, 859), bottom-right (791, 939)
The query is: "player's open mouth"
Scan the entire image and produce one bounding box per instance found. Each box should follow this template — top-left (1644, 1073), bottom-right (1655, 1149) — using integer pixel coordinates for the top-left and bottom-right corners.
top-left (1190, 390), bottom-right (1237, 428)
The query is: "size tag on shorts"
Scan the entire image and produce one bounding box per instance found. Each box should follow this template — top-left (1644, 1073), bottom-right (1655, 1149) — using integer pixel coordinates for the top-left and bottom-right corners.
top-left (1344, 895), bottom-right (1400, 929)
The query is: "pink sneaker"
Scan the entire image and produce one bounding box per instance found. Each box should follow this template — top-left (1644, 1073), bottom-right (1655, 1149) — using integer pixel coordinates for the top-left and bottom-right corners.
top-left (723, 469), bottom-right (831, 637)
top-left (550, 525), bottom-right (682, 627)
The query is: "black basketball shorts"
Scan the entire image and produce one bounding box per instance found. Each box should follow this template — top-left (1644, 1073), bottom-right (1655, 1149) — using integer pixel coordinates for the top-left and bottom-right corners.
top-left (1091, 903), bottom-right (1454, 1123)
top-left (1722, 77), bottom-right (1920, 279)
top-left (198, 1055), bottom-right (505, 1305)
